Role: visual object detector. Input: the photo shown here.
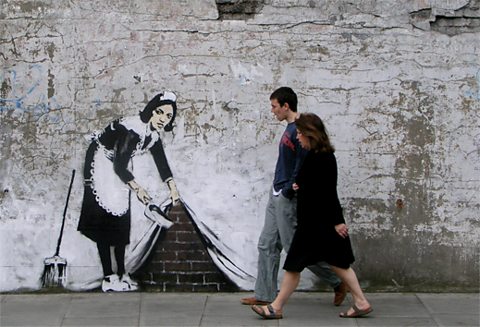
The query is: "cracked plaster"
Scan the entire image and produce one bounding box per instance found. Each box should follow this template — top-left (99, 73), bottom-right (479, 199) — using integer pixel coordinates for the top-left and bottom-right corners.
top-left (0, 0), bottom-right (479, 292)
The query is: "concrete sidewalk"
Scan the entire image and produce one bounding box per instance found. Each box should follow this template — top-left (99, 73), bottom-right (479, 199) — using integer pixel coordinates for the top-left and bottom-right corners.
top-left (1, 292), bottom-right (478, 326)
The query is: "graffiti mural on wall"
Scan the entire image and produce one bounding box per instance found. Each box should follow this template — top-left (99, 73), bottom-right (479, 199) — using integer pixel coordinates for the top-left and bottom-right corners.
top-left (76, 92), bottom-right (179, 291)
top-left (52, 91), bottom-right (252, 292)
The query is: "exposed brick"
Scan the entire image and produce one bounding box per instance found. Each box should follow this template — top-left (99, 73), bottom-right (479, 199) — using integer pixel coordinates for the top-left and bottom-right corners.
top-left (176, 231), bottom-right (203, 243)
top-left (176, 249), bottom-right (208, 261)
top-left (204, 273), bottom-right (229, 283)
top-left (178, 273), bottom-right (205, 284)
top-left (173, 221), bottom-right (197, 232)
top-left (157, 241), bottom-right (199, 251)
top-left (154, 272), bottom-right (179, 284)
top-left (216, 0), bottom-right (265, 20)
top-left (153, 251), bottom-right (177, 261)
top-left (162, 231), bottom-right (179, 242)
top-left (169, 206), bottom-right (185, 215)
top-left (163, 261), bottom-right (191, 271)
top-left (137, 204), bottom-right (238, 292)
top-left (191, 261), bottom-right (219, 271)
top-left (144, 261), bottom-right (164, 272)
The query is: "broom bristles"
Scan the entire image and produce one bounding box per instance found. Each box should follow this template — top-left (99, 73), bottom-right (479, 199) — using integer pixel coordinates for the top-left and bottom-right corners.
top-left (41, 255), bottom-right (67, 288)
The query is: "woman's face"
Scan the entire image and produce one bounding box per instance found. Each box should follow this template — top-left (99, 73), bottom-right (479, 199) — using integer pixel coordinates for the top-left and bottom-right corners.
top-left (296, 129), bottom-right (310, 150)
top-left (149, 104), bottom-right (174, 131)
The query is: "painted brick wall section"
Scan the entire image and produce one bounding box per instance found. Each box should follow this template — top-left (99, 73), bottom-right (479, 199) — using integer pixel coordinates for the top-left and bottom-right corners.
top-left (136, 204), bottom-right (238, 292)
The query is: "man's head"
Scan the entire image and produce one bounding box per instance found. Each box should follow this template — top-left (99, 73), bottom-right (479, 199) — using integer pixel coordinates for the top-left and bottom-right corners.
top-left (270, 87), bottom-right (298, 122)
top-left (270, 87), bottom-right (297, 112)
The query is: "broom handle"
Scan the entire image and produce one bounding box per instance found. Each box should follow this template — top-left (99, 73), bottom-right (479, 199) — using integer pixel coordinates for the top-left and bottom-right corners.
top-left (55, 169), bottom-right (76, 256)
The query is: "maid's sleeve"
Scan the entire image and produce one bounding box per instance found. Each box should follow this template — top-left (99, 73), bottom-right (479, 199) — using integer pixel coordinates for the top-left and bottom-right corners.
top-left (112, 127), bottom-right (139, 183)
top-left (150, 139), bottom-right (173, 182)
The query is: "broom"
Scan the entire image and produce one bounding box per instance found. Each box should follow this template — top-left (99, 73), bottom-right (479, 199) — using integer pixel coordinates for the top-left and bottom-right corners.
top-left (41, 169), bottom-right (75, 288)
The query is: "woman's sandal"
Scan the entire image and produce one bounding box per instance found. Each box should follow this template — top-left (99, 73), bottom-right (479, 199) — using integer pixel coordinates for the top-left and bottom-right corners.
top-left (251, 304), bottom-right (283, 319)
top-left (339, 304), bottom-right (373, 318)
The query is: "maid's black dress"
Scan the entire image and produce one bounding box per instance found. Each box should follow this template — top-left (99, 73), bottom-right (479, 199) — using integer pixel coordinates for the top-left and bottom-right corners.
top-left (283, 151), bottom-right (355, 271)
top-left (77, 116), bottom-right (173, 246)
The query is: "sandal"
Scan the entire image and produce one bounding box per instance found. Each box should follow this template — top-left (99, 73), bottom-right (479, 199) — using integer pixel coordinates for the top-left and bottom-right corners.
top-left (251, 304), bottom-right (283, 319)
top-left (339, 303), bottom-right (373, 318)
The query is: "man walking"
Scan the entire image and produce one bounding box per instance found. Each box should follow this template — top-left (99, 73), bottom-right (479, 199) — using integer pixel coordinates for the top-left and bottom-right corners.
top-left (241, 87), bottom-right (347, 306)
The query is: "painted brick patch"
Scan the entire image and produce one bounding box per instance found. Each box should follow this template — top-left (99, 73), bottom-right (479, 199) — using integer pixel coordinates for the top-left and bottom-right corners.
top-left (135, 204), bottom-right (238, 292)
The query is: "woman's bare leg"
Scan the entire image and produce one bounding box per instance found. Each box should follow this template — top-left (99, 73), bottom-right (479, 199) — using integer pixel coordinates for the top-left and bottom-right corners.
top-left (330, 266), bottom-right (371, 314)
top-left (258, 271), bottom-right (300, 314)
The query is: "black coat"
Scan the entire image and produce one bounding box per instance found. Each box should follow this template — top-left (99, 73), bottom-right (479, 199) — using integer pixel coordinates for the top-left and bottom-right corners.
top-left (283, 151), bottom-right (355, 271)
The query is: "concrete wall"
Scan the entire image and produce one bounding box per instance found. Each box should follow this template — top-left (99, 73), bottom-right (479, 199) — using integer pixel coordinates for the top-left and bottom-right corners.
top-left (1, 0), bottom-right (479, 292)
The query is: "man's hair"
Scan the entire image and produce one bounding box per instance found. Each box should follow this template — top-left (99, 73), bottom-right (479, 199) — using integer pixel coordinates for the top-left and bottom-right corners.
top-left (295, 113), bottom-right (335, 153)
top-left (270, 87), bottom-right (298, 112)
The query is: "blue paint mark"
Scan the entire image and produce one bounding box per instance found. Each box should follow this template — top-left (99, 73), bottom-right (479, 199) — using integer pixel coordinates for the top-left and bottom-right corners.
top-left (464, 69), bottom-right (480, 101)
top-left (0, 65), bottom-right (62, 120)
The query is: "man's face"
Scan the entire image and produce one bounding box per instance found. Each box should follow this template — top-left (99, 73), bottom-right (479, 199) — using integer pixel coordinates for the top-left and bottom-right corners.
top-left (270, 98), bottom-right (289, 121)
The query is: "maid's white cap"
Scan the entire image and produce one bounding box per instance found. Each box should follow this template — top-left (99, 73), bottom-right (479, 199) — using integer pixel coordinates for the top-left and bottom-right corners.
top-left (161, 91), bottom-right (176, 102)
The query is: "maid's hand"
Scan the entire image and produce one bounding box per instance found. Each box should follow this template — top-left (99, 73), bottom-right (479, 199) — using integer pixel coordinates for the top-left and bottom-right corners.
top-left (128, 180), bottom-right (151, 205)
top-left (167, 179), bottom-right (180, 205)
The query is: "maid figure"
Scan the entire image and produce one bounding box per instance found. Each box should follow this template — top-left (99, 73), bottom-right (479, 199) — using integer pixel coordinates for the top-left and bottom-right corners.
top-left (77, 91), bottom-right (180, 292)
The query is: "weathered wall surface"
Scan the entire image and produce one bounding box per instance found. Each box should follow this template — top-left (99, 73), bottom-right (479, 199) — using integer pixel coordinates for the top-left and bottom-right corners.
top-left (1, 0), bottom-right (479, 292)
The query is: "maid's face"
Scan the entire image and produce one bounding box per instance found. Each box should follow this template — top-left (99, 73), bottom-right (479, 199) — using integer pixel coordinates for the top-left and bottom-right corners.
top-left (149, 104), bottom-right (174, 131)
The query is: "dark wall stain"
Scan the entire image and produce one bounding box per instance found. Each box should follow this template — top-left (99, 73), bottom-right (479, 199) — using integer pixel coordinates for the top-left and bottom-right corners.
top-left (353, 231), bottom-right (479, 291)
top-left (390, 81), bottom-right (437, 228)
top-left (1, 78), bottom-right (12, 106)
top-left (48, 70), bottom-right (55, 99)
top-left (410, 0), bottom-right (480, 35)
top-left (431, 16), bottom-right (480, 36)
top-left (216, 0), bottom-right (265, 20)
top-left (46, 43), bottom-right (55, 61)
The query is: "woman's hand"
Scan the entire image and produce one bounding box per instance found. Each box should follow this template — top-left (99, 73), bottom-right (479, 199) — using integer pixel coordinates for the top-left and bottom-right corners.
top-left (167, 179), bottom-right (180, 205)
top-left (128, 180), bottom-right (152, 205)
top-left (335, 223), bottom-right (349, 238)
top-left (292, 183), bottom-right (299, 191)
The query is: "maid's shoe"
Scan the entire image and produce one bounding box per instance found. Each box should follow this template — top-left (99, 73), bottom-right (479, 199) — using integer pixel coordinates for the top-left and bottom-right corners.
top-left (121, 273), bottom-right (139, 291)
top-left (102, 274), bottom-right (134, 292)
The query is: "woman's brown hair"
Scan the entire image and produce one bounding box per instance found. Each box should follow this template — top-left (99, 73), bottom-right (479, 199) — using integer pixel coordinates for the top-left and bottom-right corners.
top-left (295, 113), bottom-right (335, 153)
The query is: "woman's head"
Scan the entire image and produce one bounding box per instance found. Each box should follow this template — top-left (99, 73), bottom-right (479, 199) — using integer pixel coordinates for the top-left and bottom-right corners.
top-left (295, 113), bottom-right (335, 153)
top-left (140, 92), bottom-right (177, 131)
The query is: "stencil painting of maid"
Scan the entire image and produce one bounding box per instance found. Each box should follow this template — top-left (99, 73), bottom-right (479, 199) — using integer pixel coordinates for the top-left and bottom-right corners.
top-left (77, 91), bottom-right (180, 292)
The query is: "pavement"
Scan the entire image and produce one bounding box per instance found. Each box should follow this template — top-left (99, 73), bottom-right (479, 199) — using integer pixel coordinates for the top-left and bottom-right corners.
top-left (1, 292), bottom-right (479, 327)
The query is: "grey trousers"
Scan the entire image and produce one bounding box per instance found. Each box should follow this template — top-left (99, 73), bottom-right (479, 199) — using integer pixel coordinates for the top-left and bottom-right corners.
top-left (254, 191), bottom-right (341, 302)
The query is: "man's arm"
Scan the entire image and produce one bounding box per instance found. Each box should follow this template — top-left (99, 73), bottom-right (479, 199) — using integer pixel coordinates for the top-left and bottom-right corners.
top-left (282, 129), bottom-right (307, 199)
